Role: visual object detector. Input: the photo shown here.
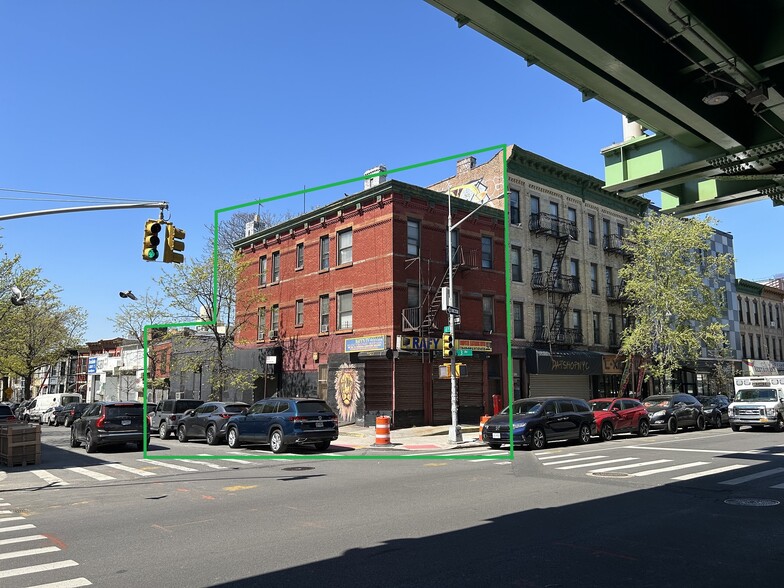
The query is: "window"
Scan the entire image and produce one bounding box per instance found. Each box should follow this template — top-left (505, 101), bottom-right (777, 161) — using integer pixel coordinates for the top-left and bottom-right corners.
top-left (617, 223), bottom-right (625, 237)
top-left (337, 291), bottom-right (353, 330)
top-left (407, 219), bottom-right (420, 257)
top-left (338, 229), bottom-right (352, 265)
top-left (549, 201), bottom-right (559, 218)
top-left (572, 309), bottom-right (582, 333)
top-left (754, 300), bottom-right (759, 325)
top-left (407, 285), bottom-right (419, 308)
top-left (570, 258), bottom-right (579, 280)
top-left (257, 308), bottom-right (266, 340)
top-left (535, 304), bottom-right (545, 327)
top-left (778, 306), bottom-right (781, 329)
top-left (738, 296), bottom-right (743, 323)
top-left (319, 295), bottom-right (329, 333)
top-left (448, 230), bottom-right (459, 264)
top-left (549, 202), bottom-right (559, 232)
top-left (590, 263), bottom-right (599, 294)
top-left (748, 334), bottom-right (754, 358)
top-left (482, 295), bottom-right (494, 332)
top-left (259, 256), bottom-right (267, 287)
top-left (271, 252), bottom-right (280, 282)
top-left (602, 218), bottom-right (611, 239)
top-left (511, 246), bottom-right (522, 282)
top-left (481, 235), bottom-right (493, 269)
top-left (295, 299), bottom-right (304, 326)
top-left (587, 214), bottom-right (596, 245)
top-left (510, 190), bottom-right (520, 225)
top-left (532, 250), bottom-right (542, 272)
top-left (593, 312), bottom-right (601, 344)
top-left (270, 305), bottom-right (279, 334)
top-left (530, 194), bottom-right (540, 216)
top-left (513, 302), bottom-right (524, 339)
top-left (567, 208), bottom-right (577, 237)
top-left (605, 266), bottom-right (613, 294)
top-left (320, 236), bottom-right (329, 270)
top-left (757, 335), bottom-right (762, 358)
top-left (608, 314), bottom-right (618, 345)
top-left (295, 243), bottom-right (304, 270)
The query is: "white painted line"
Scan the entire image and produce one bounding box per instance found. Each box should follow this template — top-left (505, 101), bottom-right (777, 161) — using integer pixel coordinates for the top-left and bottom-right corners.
top-left (104, 463), bottom-right (156, 477)
top-left (30, 470), bottom-right (68, 486)
top-left (630, 462), bottom-right (709, 477)
top-left (590, 459), bottom-right (672, 472)
top-left (468, 458), bottom-right (497, 462)
top-left (770, 482), bottom-right (784, 489)
top-left (197, 454), bottom-right (252, 464)
top-left (0, 503), bottom-right (10, 507)
top-left (629, 446), bottom-right (730, 454)
top-left (557, 457), bottom-right (638, 470)
top-left (0, 545), bottom-right (60, 560)
top-left (542, 455), bottom-right (609, 466)
top-left (0, 524), bottom-right (36, 534)
top-left (672, 464), bottom-right (754, 481)
top-left (67, 467), bottom-right (116, 482)
top-left (0, 516), bottom-right (26, 524)
top-left (0, 510), bottom-right (11, 514)
top-left (720, 467), bottom-right (784, 486)
top-left (178, 459), bottom-right (228, 470)
top-left (25, 579), bottom-right (92, 588)
top-left (137, 459), bottom-right (198, 472)
top-left (537, 453), bottom-right (578, 461)
top-left (0, 535), bottom-right (47, 546)
top-left (0, 559), bottom-right (79, 579)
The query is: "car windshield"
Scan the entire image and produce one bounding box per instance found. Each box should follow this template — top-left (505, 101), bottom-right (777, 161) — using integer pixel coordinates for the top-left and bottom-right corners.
top-left (643, 396), bottom-right (672, 409)
top-left (105, 406), bottom-right (144, 418)
top-left (174, 400), bottom-right (204, 412)
top-left (502, 400), bottom-right (543, 415)
top-left (589, 400), bottom-right (612, 411)
top-left (735, 388), bottom-right (778, 401)
top-left (224, 404), bottom-right (247, 413)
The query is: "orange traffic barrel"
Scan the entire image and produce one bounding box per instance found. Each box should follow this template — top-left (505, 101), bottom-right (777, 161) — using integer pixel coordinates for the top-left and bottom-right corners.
top-left (374, 415), bottom-right (391, 446)
top-left (479, 415), bottom-right (492, 440)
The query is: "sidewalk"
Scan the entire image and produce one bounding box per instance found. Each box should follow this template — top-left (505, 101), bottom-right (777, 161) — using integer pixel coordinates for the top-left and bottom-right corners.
top-left (338, 422), bottom-right (485, 450)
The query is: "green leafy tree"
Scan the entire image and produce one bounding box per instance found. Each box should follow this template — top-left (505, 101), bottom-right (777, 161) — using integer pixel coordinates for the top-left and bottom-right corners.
top-left (619, 213), bottom-right (733, 393)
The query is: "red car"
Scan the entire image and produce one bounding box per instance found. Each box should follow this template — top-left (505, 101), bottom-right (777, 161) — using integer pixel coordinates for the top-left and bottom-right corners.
top-left (589, 398), bottom-right (650, 441)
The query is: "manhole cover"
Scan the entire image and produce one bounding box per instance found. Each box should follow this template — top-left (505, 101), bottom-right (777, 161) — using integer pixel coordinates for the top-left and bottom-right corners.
top-left (588, 471), bottom-right (630, 478)
top-left (281, 466), bottom-right (315, 472)
top-left (724, 498), bottom-right (780, 507)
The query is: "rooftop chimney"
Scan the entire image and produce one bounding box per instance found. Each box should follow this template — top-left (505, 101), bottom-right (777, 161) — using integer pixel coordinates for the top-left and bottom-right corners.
top-left (457, 156), bottom-right (476, 173)
top-left (364, 165), bottom-right (388, 190)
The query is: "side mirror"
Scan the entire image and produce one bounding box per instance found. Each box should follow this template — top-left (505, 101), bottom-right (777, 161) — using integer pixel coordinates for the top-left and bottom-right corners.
top-left (545, 411), bottom-right (555, 418)
top-left (241, 408), bottom-right (249, 416)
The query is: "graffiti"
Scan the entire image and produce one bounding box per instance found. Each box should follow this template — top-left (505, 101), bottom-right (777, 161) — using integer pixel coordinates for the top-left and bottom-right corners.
top-left (446, 180), bottom-right (488, 203)
top-left (550, 360), bottom-right (590, 373)
top-left (334, 362), bottom-right (361, 422)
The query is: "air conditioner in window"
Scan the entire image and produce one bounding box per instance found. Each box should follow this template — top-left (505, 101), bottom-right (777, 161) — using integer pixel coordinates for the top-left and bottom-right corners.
top-left (268, 329), bottom-right (279, 339)
top-left (320, 324), bottom-right (329, 334)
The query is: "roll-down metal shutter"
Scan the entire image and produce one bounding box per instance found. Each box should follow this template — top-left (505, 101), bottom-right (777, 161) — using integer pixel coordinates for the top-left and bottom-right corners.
top-left (527, 375), bottom-right (591, 400)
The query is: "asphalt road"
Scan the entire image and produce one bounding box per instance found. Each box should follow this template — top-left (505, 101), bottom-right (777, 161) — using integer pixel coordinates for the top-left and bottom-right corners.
top-left (2, 425), bottom-right (784, 587)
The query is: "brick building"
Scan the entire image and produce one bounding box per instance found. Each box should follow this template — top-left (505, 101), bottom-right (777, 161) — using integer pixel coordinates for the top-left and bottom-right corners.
top-left (234, 173), bottom-right (507, 427)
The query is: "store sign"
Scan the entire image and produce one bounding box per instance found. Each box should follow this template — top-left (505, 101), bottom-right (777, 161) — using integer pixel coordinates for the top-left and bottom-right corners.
top-left (345, 335), bottom-right (388, 353)
top-left (457, 339), bottom-right (492, 352)
top-left (742, 359), bottom-right (779, 376)
top-left (602, 355), bottom-right (624, 375)
top-left (397, 336), bottom-right (441, 351)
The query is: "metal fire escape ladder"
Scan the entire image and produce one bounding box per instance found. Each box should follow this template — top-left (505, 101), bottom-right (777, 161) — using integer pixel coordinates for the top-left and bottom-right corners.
top-left (421, 247), bottom-right (463, 332)
top-left (547, 233), bottom-right (570, 343)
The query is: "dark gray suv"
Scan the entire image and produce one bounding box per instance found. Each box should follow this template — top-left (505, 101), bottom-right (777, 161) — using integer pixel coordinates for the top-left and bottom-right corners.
top-left (149, 399), bottom-right (204, 439)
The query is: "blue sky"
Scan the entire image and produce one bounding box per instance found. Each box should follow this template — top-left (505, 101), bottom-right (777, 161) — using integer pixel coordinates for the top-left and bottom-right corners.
top-left (0, 1), bottom-right (779, 342)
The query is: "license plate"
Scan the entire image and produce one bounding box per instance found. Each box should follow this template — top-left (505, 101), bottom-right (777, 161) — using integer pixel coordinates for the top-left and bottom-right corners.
top-left (492, 433), bottom-right (501, 439)
top-left (122, 420), bottom-right (131, 426)
top-left (316, 422), bottom-right (324, 428)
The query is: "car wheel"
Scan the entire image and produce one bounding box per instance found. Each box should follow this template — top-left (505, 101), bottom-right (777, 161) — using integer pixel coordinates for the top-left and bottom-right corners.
top-left (600, 422), bottom-right (613, 442)
top-left (637, 419), bottom-right (650, 437)
top-left (70, 427), bottom-right (80, 448)
top-left (488, 442), bottom-right (503, 450)
top-left (269, 429), bottom-right (287, 454)
top-left (158, 423), bottom-right (169, 440)
top-left (205, 425), bottom-right (218, 446)
top-left (85, 430), bottom-right (97, 453)
top-left (578, 424), bottom-right (591, 444)
top-left (227, 427), bottom-right (241, 449)
top-left (731, 424), bottom-right (741, 432)
top-left (529, 428), bottom-right (546, 450)
top-left (695, 415), bottom-right (706, 431)
top-left (667, 416), bottom-right (678, 434)
top-left (177, 425), bottom-right (188, 443)
top-left (314, 440), bottom-right (330, 451)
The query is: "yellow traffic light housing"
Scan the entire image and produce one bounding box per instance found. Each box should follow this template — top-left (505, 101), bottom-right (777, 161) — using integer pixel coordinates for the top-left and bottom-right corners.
top-left (163, 223), bottom-right (186, 264)
top-left (442, 331), bottom-right (454, 358)
top-left (142, 220), bottom-right (162, 261)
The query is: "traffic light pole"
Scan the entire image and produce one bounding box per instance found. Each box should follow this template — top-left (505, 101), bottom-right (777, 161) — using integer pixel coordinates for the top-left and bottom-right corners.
top-left (0, 201), bottom-right (168, 221)
top-left (447, 195), bottom-right (461, 443)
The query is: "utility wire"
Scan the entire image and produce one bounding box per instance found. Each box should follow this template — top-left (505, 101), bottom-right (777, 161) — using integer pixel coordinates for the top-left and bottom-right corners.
top-left (0, 187), bottom-right (154, 203)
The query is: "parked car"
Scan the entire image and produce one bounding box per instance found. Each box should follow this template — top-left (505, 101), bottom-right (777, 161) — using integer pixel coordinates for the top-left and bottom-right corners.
top-left (70, 401), bottom-right (150, 453)
top-left (2, 402), bottom-right (20, 415)
top-left (482, 396), bottom-right (596, 450)
top-left (17, 398), bottom-right (36, 422)
top-left (177, 401), bottom-right (250, 445)
top-left (226, 397), bottom-right (339, 453)
top-left (589, 397), bottom-right (650, 441)
top-left (56, 402), bottom-right (90, 427)
top-left (643, 393), bottom-right (705, 433)
top-left (149, 399), bottom-right (205, 439)
top-left (0, 404), bottom-right (17, 424)
top-left (26, 393), bottom-right (83, 424)
top-left (43, 405), bottom-right (66, 426)
top-left (695, 394), bottom-right (730, 428)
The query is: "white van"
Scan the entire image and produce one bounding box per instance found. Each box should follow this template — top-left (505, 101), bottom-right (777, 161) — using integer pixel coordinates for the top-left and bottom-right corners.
top-left (27, 393), bottom-right (83, 424)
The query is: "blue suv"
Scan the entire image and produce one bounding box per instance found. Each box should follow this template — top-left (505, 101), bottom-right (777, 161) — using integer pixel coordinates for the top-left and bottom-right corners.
top-left (226, 397), bottom-right (339, 453)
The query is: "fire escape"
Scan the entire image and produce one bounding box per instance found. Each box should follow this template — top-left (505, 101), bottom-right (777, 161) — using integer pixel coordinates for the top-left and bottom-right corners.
top-left (529, 212), bottom-right (581, 346)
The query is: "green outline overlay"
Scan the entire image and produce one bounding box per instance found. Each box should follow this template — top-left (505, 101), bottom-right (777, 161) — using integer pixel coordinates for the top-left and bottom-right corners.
top-left (142, 144), bottom-right (516, 461)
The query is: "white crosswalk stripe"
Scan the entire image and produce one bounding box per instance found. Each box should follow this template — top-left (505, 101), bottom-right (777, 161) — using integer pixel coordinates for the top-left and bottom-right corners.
top-left (629, 462), bottom-right (709, 477)
top-left (137, 459), bottom-right (198, 472)
top-left (719, 467), bottom-right (784, 486)
top-left (104, 463), bottom-right (157, 477)
top-left (537, 453), bottom-right (578, 460)
top-left (0, 545), bottom-right (61, 560)
top-left (25, 579), bottom-right (92, 588)
top-left (556, 457), bottom-right (638, 470)
top-left (197, 453), bottom-right (252, 464)
top-left (590, 459), bottom-right (671, 473)
top-left (178, 459), bottom-right (228, 470)
top-left (542, 455), bottom-right (609, 466)
top-left (67, 467), bottom-right (116, 482)
top-left (672, 464), bottom-right (753, 481)
top-left (0, 560), bottom-right (80, 579)
top-left (0, 534), bottom-right (47, 546)
top-left (30, 470), bottom-right (68, 486)
top-left (0, 524), bottom-right (36, 534)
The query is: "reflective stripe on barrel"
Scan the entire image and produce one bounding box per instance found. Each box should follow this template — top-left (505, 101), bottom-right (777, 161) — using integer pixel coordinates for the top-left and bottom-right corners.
top-left (375, 415), bottom-right (391, 445)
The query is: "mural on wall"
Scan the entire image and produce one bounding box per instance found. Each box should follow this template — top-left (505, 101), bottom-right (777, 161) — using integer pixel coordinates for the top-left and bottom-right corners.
top-left (446, 179), bottom-right (488, 203)
top-left (334, 362), bottom-right (361, 422)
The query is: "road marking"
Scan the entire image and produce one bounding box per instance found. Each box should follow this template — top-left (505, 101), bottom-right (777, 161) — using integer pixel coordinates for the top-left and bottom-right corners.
top-left (30, 470), bottom-right (68, 486)
top-left (0, 510), bottom-right (11, 514)
top-left (104, 463), bottom-right (157, 477)
top-left (197, 454), bottom-right (252, 464)
top-left (25, 579), bottom-right (92, 588)
top-left (557, 457), bottom-right (638, 470)
top-left (0, 545), bottom-right (61, 560)
top-left (629, 446), bottom-right (732, 454)
top-left (590, 459), bottom-right (671, 472)
top-left (542, 455), bottom-right (609, 466)
top-left (0, 559), bottom-right (79, 579)
top-left (672, 464), bottom-right (754, 481)
top-left (67, 467), bottom-right (116, 482)
top-left (719, 467), bottom-right (784, 486)
top-left (0, 516), bottom-right (26, 523)
top-left (0, 535), bottom-right (47, 546)
top-left (630, 462), bottom-right (709, 477)
top-left (537, 453), bottom-right (578, 460)
top-left (178, 459), bottom-right (228, 470)
top-left (137, 460), bottom-right (198, 472)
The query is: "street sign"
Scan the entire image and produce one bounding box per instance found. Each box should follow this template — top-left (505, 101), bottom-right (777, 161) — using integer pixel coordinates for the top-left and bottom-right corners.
top-left (456, 349), bottom-right (473, 357)
top-left (447, 306), bottom-right (459, 315)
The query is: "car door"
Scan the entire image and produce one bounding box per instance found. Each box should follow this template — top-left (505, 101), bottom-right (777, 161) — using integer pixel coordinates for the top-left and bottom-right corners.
top-left (542, 400), bottom-right (568, 440)
top-left (559, 400), bottom-right (582, 440)
top-left (612, 399), bottom-right (633, 432)
top-left (75, 403), bottom-right (99, 442)
top-left (238, 402), bottom-right (266, 441)
top-left (192, 404), bottom-right (215, 437)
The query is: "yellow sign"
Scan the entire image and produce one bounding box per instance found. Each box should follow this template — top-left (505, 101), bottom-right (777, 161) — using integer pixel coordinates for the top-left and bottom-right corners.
top-left (2, 388), bottom-right (12, 401)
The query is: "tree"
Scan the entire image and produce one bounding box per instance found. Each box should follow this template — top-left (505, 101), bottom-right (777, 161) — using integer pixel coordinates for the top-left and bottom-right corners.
top-left (619, 213), bottom-right (733, 393)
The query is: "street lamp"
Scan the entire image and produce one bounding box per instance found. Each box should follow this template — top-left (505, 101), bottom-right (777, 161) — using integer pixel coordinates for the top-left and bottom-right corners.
top-left (446, 191), bottom-right (505, 443)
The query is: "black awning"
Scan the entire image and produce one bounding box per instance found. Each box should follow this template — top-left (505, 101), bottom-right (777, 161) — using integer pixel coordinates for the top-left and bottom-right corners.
top-left (525, 348), bottom-right (605, 375)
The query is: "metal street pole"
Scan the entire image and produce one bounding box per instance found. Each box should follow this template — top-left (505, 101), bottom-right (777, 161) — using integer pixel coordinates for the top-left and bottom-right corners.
top-left (447, 195), bottom-right (462, 443)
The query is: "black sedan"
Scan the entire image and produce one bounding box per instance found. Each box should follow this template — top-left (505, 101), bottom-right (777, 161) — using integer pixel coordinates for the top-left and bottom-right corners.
top-left (176, 401), bottom-right (250, 445)
top-left (696, 394), bottom-right (730, 428)
top-left (642, 393), bottom-right (705, 433)
top-left (70, 401), bottom-right (149, 453)
top-left (56, 402), bottom-right (89, 427)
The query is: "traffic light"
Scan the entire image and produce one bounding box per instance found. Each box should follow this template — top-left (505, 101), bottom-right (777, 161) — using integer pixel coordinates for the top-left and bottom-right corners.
top-left (143, 220), bottom-right (162, 261)
top-left (163, 223), bottom-right (186, 264)
top-left (442, 331), bottom-right (454, 358)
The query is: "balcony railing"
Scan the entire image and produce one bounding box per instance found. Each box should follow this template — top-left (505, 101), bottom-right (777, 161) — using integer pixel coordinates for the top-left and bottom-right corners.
top-left (533, 325), bottom-right (549, 342)
top-left (603, 234), bottom-right (627, 255)
top-left (531, 271), bottom-right (581, 294)
top-left (529, 212), bottom-right (578, 240)
top-left (551, 328), bottom-right (584, 345)
top-left (606, 282), bottom-right (627, 303)
top-left (402, 307), bottom-right (421, 331)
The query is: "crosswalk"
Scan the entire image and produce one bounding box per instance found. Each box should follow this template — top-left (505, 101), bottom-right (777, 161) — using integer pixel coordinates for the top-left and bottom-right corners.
top-left (0, 501), bottom-right (92, 587)
top-left (536, 450), bottom-right (784, 489)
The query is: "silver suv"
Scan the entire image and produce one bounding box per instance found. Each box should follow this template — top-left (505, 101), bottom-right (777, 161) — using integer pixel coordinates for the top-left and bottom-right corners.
top-left (149, 399), bottom-right (204, 439)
